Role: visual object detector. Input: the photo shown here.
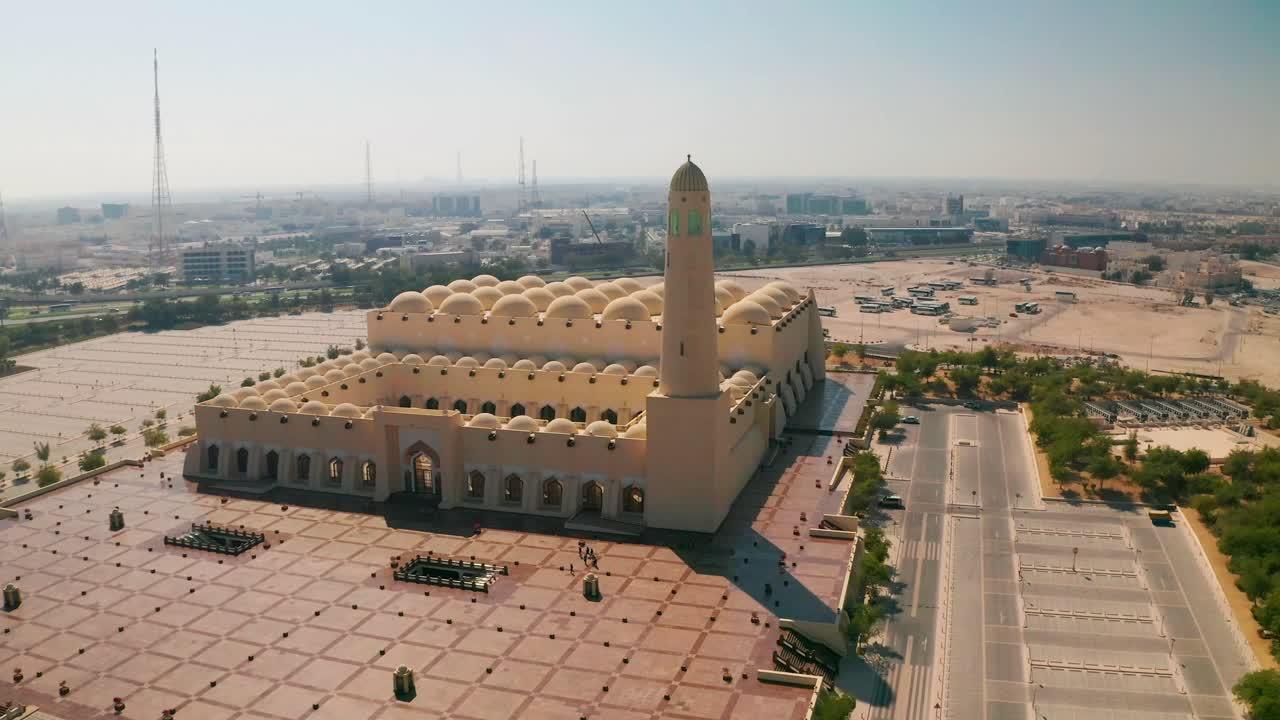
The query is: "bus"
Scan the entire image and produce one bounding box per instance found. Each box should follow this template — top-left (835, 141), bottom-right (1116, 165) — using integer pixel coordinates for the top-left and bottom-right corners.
top-left (48, 303), bottom-right (74, 312)
top-left (1015, 301), bottom-right (1040, 314)
top-left (911, 304), bottom-right (946, 316)
top-left (958, 295), bottom-right (978, 305)
top-left (817, 306), bottom-right (837, 317)
top-left (891, 297), bottom-right (913, 308)
top-left (859, 304), bottom-right (882, 313)
top-left (907, 287), bottom-right (934, 297)
top-left (879, 286), bottom-right (895, 296)
top-left (853, 295), bottom-right (875, 303)
top-left (927, 282), bottom-right (948, 290)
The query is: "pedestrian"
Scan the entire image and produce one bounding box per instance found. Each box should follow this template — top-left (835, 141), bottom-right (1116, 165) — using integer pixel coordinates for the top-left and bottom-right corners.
top-left (569, 563), bottom-right (575, 575)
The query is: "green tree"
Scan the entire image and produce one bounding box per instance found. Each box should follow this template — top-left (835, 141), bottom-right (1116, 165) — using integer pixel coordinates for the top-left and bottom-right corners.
top-left (839, 226), bottom-right (868, 247)
top-left (831, 343), bottom-right (849, 361)
top-left (1123, 432), bottom-right (1139, 462)
top-left (326, 345), bottom-right (341, 359)
top-left (1233, 670), bottom-right (1280, 720)
top-left (36, 465), bottom-right (62, 487)
top-left (142, 428), bottom-right (169, 447)
top-left (154, 409), bottom-right (167, 424)
top-left (195, 384), bottom-right (222, 403)
top-left (258, 371), bottom-right (271, 381)
top-left (241, 377), bottom-right (255, 387)
top-left (78, 449), bottom-right (107, 472)
top-left (33, 441), bottom-right (50, 464)
top-left (871, 403), bottom-right (901, 435)
top-left (273, 367), bottom-right (286, 378)
top-left (178, 426), bottom-right (197, 437)
top-left (12, 458), bottom-right (30, 475)
top-left (951, 367), bottom-right (981, 397)
top-left (812, 689), bottom-right (856, 720)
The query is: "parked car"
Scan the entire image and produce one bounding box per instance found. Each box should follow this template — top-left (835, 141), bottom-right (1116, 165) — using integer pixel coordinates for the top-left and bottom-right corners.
top-left (901, 416), bottom-right (920, 425)
top-left (963, 401), bottom-right (981, 410)
top-left (878, 495), bottom-right (905, 509)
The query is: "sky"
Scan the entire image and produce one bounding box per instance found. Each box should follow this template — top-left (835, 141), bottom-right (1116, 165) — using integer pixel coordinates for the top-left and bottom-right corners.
top-left (1, 0), bottom-right (1278, 199)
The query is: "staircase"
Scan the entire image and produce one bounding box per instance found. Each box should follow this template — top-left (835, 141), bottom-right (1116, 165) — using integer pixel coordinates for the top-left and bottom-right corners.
top-left (773, 628), bottom-right (840, 690)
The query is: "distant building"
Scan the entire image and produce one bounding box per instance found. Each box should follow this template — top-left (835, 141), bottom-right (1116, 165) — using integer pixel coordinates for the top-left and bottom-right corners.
top-left (550, 238), bottom-right (636, 269)
top-left (781, 223), bottom-right (825, 247)
top-left (1057, 232), bottom-right (1141, 248)
top-left (179, 242), bottom-right (256, 284)
top-left (56, 207), bottom-right (80, 225)
top-left (974, 217), bottom-right (1009, 232)
top-left (400, 250), bottom-right (475, 272)
top-left (732, 222), bottom-right (776, 256)
top-left (711, 230), bottom-right (736, 253)
top-left (101, 203), bottom-right (129, 220)
top-left (1006, 238), bottom-right (1047, 262)
top-left (431, 195), bottom-right (481, 217)
top-left (784, 193), bottom-right (864, 216)
top-left (334, 242), bottom-right (366, 258)
top-left (1041, 245), bottom-right (1108, 272)
top-left (944, 194), bottom-right (964, 216)
top-left (866, 227), bottom-right (973, 246)
top-left (840, 196), bottom-right (870, 215)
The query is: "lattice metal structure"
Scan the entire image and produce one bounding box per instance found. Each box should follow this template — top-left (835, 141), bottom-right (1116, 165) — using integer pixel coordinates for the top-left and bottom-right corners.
top-left (150, 49), bottom-right (173, 269)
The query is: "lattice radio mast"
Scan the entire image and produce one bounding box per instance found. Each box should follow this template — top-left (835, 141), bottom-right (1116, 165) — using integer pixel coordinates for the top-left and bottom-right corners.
top-left (150, 49), bottom-right (173, 269)
top-left (530, 159), bottom-right (540, 208)
top-left (517, 137), bottom-right (527, 213)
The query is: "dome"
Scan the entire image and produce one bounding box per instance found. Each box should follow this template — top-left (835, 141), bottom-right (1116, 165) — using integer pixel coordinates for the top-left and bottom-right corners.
top-left (543, 418), bottom-right (577, 434)
top-left (256, 380), bottom-right (281, 393)
top-left (505, 415), bottom-right (539, 432)
top-left (447, 278), bottom-right (478, 293)
top-left (268, 398), bottom-right (298, 413)
top-left (669, 155), bottom-right (708, 192)
top-left (349, 351), bottom-right (371, 362)
top-left (427, 355), bottom-right (451, 366)
top-left (714, 286), bottom-right (735, 310)
top-left (305, 375), bottom-right (329, 389)
top-left (423, 285), bottom-right (453, 306)
top-left (726, 383), bottom-right (746, 400)
top-left (732, 369), bottom-right (760, 384)
top-left (564, 276), bottom-right (593, 291)
top-left (727, 376), bottom-right (753, 389)
top-left (207, 394), bottom-right (238, 408)
top-left (276, 374), bottom-right (299, 385)
top-left (298, 400), bottom-right (330, 415)
top-left (511, 359), bottom-right (537, 371)
top-left (630, 290), bottom-right (663, 315)
top-left (490, 293), bottom-right (538, 318)
top-left (400, 353), bottom-right (425, 365)
top-left (722, 300), bottom-right (773, 326)
top-left (545, 295), bottom-right (593, 319)
top-left (593, 282), bottom-right (627, 301)
top-left (648, 283), bottom-right (664, 297)
top-left (388, 291), bottom-right (433, 314)
top-left (343, 362), bottom-right (365, 377)
top-left (331, 403), bottom-right (363, 419)
top-left (494, 280), bottom-right (524, 296)
top-left (240, 396), bottom-right (269, 411)
top-left (472, 286), bottom-right (503, 310)
top-left (376, 352), bottom-right (398, 364)
top-left (544, 281), bottom-right (575, 297)
top-left (585, 420), bottom-right (618, 438)
top-left (542, 360), bottom-right (567, 372)
top-left (575, 288), bottom-right (610, 313)
top-left (765, 280), bottom-right (803, 302)
top-left (623, 422), bottom-right (647, 439)
top-left (294, 368), bottom-right (317, 380)
top-left (482, 357), bottom-right (508, 370)
top-left (467, 413), bottom-right (501, 429)
top-left (715, 279), bottom-right (748, 302)
top-left (521, 286), bottom-right (556, 311)
top-left (358, 358), bottom-right (382, 371)
top-left (602, 363), bottom-right (628, 375)
top-left (471, 352), bottom-right (491, 365)
top-left (471, 274), bottom-right (499, 287)
top-left (602, 296), bottom-right (650, 321)
top-left (455, 356), bottom-right (479, 368)
top-left (439, 292), bottom-right (485, 316)
top-left (633, 364), bottom-right (658, 377)
top-left (284, 382), bottom-right (309, 396)
top-left (615, 278), bottom-right (644, 293)
top-left (517, 274), bottom-right (546, 288)
top-left (714, 296), bottom-right (725, 318)
top-left (758, 286), bottom-right (793, 309)
top-left (324, 369), bottom-right (347, 383)
top-left (571, 362), bottom-right (597, 374)
top-left (262, 389), bottom-right (289, 402)
top-left (745, 292), bottom-right (783, 318)
top-left (315, 360), bottom-right (338, 371)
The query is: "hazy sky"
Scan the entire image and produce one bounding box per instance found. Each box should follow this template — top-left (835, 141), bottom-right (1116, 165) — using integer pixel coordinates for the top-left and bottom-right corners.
top-left (2, 1), bottom-right (1278, 198)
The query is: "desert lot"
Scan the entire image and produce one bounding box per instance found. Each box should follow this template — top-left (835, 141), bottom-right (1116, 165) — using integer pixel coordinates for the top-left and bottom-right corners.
top-left (720, 259), bottom-right (1280, 387)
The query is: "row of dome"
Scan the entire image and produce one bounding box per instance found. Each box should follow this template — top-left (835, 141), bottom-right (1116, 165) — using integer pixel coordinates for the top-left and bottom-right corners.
top-left (385, 276), bottom-right (804, 326)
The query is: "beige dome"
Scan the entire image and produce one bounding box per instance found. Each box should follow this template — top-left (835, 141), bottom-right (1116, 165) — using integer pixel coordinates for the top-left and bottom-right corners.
top-left (490, 293), bottom-right (538, 318)
top-left (467, 413), bottom-right (501, 429)
top-left (585, 420), bottom-right (618, 438)
top-left (715, 279), bottom-right (748, 302)
top-left (455, 356), bottom-right (479, 368)
top-left (732, 369), bottom-right (760, 384)
top-left (349, 351), bottom-right (372, 362)
top-left (545, 295), bottom-right (593, 319)
top-left (471, 274), bottom-right (499, 287)
top-left (593, 282), bottom-right (627, 301)
top-left (505, 415), bottom-right (539, 432)
top-left (284, 382), bottom-right (309, 396)
top-left (423, 285), bottom-right (453, 306)
top-left (602, 297), bottom-right (651, 322)
top-left (298, 400), bottom-right (330, 415)
top-left (633, 364), bottom-right (658, 377)
top-left (615, 278), bottom-right (644, 293)
top-left (304, 375), bottom-right (329, 389)
top-left (376, 352), bottom-right (398, 364)
top-left (276, 374), bottom-right (299, 385)
top-left (521, 286), bottom-right (556, 311)
top-left (439, 292), bottom-right (485, 316)
top-left (315, 360), bottom-right (338, 371)
top-left (571, 362), bottom-right (597, 374)
top-left (294, 368), bottom-right (317, 380)
top-left (648, 283), bottom-right (664, 297)
top-left (745, 292), bottom-right (783, 318)
top-left (670, 156), bottom-right (708, 192)
top-left (331, 403), bottom-right (363, 419)
top-left (564, 276), bottom-right (593, 291)
top-left (493, 280), bottom-right (524, 296)
top-left (542, 360), bottom-right (567, 372)
top-left (240, 396), bottom-right (269, 411)
top-left (207, 394), bottom-right (238, 408)
top-left (765, 280), bottom-right (803, 302)
top-left (544, 281), bottom-right (575, 297)
top-left (630, 290), bottom-right (663, 315)
top-left (472, 286), bottom-right (503, 310)
top-left (426, 355), bottom-right (451, 366)
top-left (714, 286), bottom-right (735, 310)
top-left (575, 288), bottom-right (609, 314)
top-left (511, 359), bottom-right (537, 371)
top-left (447, 278), bottom-right (478, 293)
top-left (343, 362), bottom-right (365, 377)
top-left (261, 389), bottom-right (289, 403)
top-left (543, 418), bottom-right (577, 434)
top-left (517, 274), bottom-right (546, 288)
top-left (388, 291), bottom-right (433, 314)
top-left (256, 380), bottom-right (281, 393)
top-left (400, 353), bottom-right (425, 365)
top-left (623, 422), bottom-right (647, 439)
top-left (358, 358), bottom-right (382, 371)
top-left (758, 286), bottom-right (793, 309)
top-left (722, 300), bottom-right (773, 326)
top-left (482, 357), bottom-right (508, 370)
top-left (324, 369), bottom-right (347, 383)
top-left (268, 398), bottom-right (298, 413)
top-left (602, 363), bottom-right (628, 375)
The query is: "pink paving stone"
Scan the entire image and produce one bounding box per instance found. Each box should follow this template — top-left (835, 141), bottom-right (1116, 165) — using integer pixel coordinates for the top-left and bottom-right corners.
top-left (541, 667), bottom-right (609, 703)
top-left (152, 662), bottom-right (226, 696)
top-left (178, 698), bottom-right (239, 720)
top-left (244, 648), bottom-right (313, 682)
top-left (451, 686), bottom-right (529, 720)
top-left (195, 638), bottom-right (261, 668)
top-left (456, 627), bottom-right (518, 657)
top-left (508, 635), bottom-right (573, 665)
top-left (296, 578), bottom-right (351, 602)
top-left (374, 704), bottom-right (447, 720)
top-left (312, 606), bottom-right (374, 632)
top-left (255, 683), bottom-right (323, 718)
top-left (403, 676), bottom-right (470, 713)
top-left (621, 649), bottom-right (684, 681)
top-left (666, 683), bottom-right (736, 719)
top-left (481, 658), bottom-right (553, 692)
top-left (201, 671), bottom-right (277, 708)
top-left (602, 675), bottom-right (670, 713)
top-left (424, 650), bottom-right (493, 684)
top-left (276, 626), bottom-right (342, 654)
top-left (292, 658), bottom-right (362, 691)
top-left (640, 627), bottom-right (703, 655)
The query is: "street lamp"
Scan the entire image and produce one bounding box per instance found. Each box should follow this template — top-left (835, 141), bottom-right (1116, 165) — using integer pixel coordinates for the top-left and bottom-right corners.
top-left (1072, 546), bottom-right (1079, 573)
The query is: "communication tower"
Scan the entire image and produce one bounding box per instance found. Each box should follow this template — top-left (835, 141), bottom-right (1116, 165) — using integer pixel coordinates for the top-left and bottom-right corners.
top-left (150, 49), bottom-right (173, 268)
top-left (517, 137), bottom-right (527, 213)
top-left (531, 160), bottom-right (540, 208)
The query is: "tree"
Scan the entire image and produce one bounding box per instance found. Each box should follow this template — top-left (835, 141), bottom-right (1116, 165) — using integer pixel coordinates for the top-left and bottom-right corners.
top-left (831, 343), bottom-right (849, 361)
top-left (36, 465), bottom-right (62, 487)
top-left (812, 689), bottom-right (856, 720)
top-left (258, 371), bottom-right (271, 381)
top-left (1233, 670), bottom-right (1280, 720)
top-left (33, 441), bottom-right (50, 464)
top-left (854, 343), bottom-right (867, 360)
top-left (1123, 432), bottom-right (1139, 462)
top-left (273, 367), bottom-right (286, 378)
top-left (1088, 453), bottom-right (1123, 490)
top-left (87, 423), bottom-right (107, 446)
top-left (354, 338), bottom-right (366, 351)
top-left (326, 345), bottom-right (341, 359)
top-left (154, 409), bottom-right (167, 424)
top-left (78, 450), bottom-right (107, 472)
top-left (195, 384), bottom-right (222, 403)
top-left (1204, 291), bottom-right (1215, 306)
top-left (142, 428), bottom-right (169, 447)
top-left (12, 458), bottom-right (30, 476)
top-left (870, 403), bottom-right (900, 435)
top-left (951, 367), bottom-right (981, 397)
top-left (241, 377), bottom-right (255, 387)
top-left (178, 426), bottom-right (197, 437)
top-left (839, 226), bottom-right (868, 247)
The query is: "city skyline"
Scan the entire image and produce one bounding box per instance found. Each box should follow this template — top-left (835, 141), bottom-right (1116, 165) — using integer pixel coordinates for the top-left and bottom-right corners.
top-left (0, 1), bottom-right (1278, 198)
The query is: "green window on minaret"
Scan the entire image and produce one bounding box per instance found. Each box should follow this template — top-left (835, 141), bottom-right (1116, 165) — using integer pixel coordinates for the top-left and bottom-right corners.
top-left (688, 210), bottom-right (702, 235)
top-left (669, 209), bottom-right (680, 236)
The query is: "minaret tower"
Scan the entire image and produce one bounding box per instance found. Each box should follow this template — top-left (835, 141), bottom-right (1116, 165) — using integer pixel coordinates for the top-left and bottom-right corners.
top-left (658, 155), bottom-right (719, 397)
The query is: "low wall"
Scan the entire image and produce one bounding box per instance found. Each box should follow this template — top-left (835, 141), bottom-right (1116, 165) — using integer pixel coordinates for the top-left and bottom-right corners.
top-left (0, 458), bottom-right (145, 509)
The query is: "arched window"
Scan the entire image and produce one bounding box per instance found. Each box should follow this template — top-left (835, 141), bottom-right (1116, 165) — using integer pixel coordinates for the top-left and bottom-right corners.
top-left (399, 395), bottom-right (412, 408)
top-left (581, 481), bottom-right (603, 512)
top-left (453, 399), bottom-right (468, 413)
top-left (599, 409), bottom-right (618, 424)
top-left (361, 461), bottom-right (376, 488)
top-left (542, 477), bottom-right (563, 508)
top-left (569, 407), bottom-right (586, 422)
top-left (467, 470), bottom-right (486, 499)
top-left (206, 445), bottom-right (220, 471)
top-left (687, 210), bottom-right (702, 235)
top-left (265, 450), bottom-right (279, 479)
top-left (510, 403), bottom-right (526, 417)
top-left (328, 458), bottom-right (343, 486)
top-left (236, 447), bottom-right (249, 474)
top-left (623, 485), bottom-right (645, 514)
top-left (481, 401), bottom-right (497, 415)
top-left (668, 209), bottom-right (680, 236)
top-left (425, 397), bottom-right (440, 410)
top-left (503, 474), bottom-right (523, 503)
top-left (539, 405), bottom-right (557, 421)
top-left (296, 454), bottom-right (311, 481)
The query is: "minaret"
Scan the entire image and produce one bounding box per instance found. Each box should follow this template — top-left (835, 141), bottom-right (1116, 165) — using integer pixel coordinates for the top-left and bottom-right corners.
top-left (658, 155), bottom-right (719, 397)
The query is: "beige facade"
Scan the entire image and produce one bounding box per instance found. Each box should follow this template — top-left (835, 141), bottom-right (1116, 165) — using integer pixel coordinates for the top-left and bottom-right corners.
top-left (185, 159), bottom-right (826, 533)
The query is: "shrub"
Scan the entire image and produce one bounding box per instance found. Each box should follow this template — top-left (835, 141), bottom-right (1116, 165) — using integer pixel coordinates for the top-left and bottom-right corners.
top-left (36, 465), bottom-right (62, 487)
top-left (142, 428), bottom-right (169, 447)
top-left (78, 450), bottom-right (107, 472)
top-left (241, 377), bottom-right (254, 387)
top-left (12, 458), bottom-right (30, 474)
top-left (195, 384), bottom-right (222, 402)
top-left (178, 426), bottom-right (197, 437)
top-left (812, 689), bottom-right (856, 720)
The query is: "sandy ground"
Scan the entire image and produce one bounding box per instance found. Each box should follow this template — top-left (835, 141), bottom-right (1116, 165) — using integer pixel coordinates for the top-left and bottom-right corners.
top-left (1111, 426), bottom-right (1265, 462)
top-left (719, 259), bottom-right (1280, 386)
top-left (1241, 259), bottom-right (1280, 290)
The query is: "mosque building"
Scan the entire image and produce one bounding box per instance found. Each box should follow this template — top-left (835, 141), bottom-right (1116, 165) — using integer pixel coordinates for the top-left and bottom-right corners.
top-left (185, 157), bottom-right (826, 533)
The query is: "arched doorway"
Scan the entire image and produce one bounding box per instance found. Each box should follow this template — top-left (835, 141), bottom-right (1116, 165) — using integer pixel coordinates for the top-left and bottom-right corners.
top-left (539, 405), bottom-right (557, 421)
top-left (581, 481), bottom-right (603, 512)
top-left (623, 485), bottom-right (645, 514)
top-left (412, 453), bottom-right (433, 494)
top-left (599, 408), bottom-right (618, 424)
top-left (569, 407), bottom-right (587, 422)
top-left (404, 442), bottom-right (442, 498)
top-left (265, 450), bottom-right (279, 479)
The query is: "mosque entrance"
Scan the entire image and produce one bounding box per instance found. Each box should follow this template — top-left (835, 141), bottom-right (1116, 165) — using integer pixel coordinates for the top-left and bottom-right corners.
top-left (403, 442), bottom-right (443, 498)
top-left (581, 481), bottom-right (603, 513)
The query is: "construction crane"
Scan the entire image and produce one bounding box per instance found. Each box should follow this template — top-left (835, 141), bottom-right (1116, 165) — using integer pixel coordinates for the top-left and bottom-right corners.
top-left (582, 210), bottom-right (603, 244)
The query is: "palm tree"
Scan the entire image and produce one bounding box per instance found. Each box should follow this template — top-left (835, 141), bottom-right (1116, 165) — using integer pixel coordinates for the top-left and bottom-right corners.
top-left (33, 441), bottom-right (50, 464)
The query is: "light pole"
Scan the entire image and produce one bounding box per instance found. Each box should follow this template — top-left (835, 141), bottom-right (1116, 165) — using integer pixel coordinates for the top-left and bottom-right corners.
top-left (1072, 546), bottom-right (1079, 573)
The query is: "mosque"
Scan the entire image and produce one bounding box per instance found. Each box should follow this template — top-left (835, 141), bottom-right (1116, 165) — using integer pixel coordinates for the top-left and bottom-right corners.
top-left (185, 158), bottom-right (826, 533)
